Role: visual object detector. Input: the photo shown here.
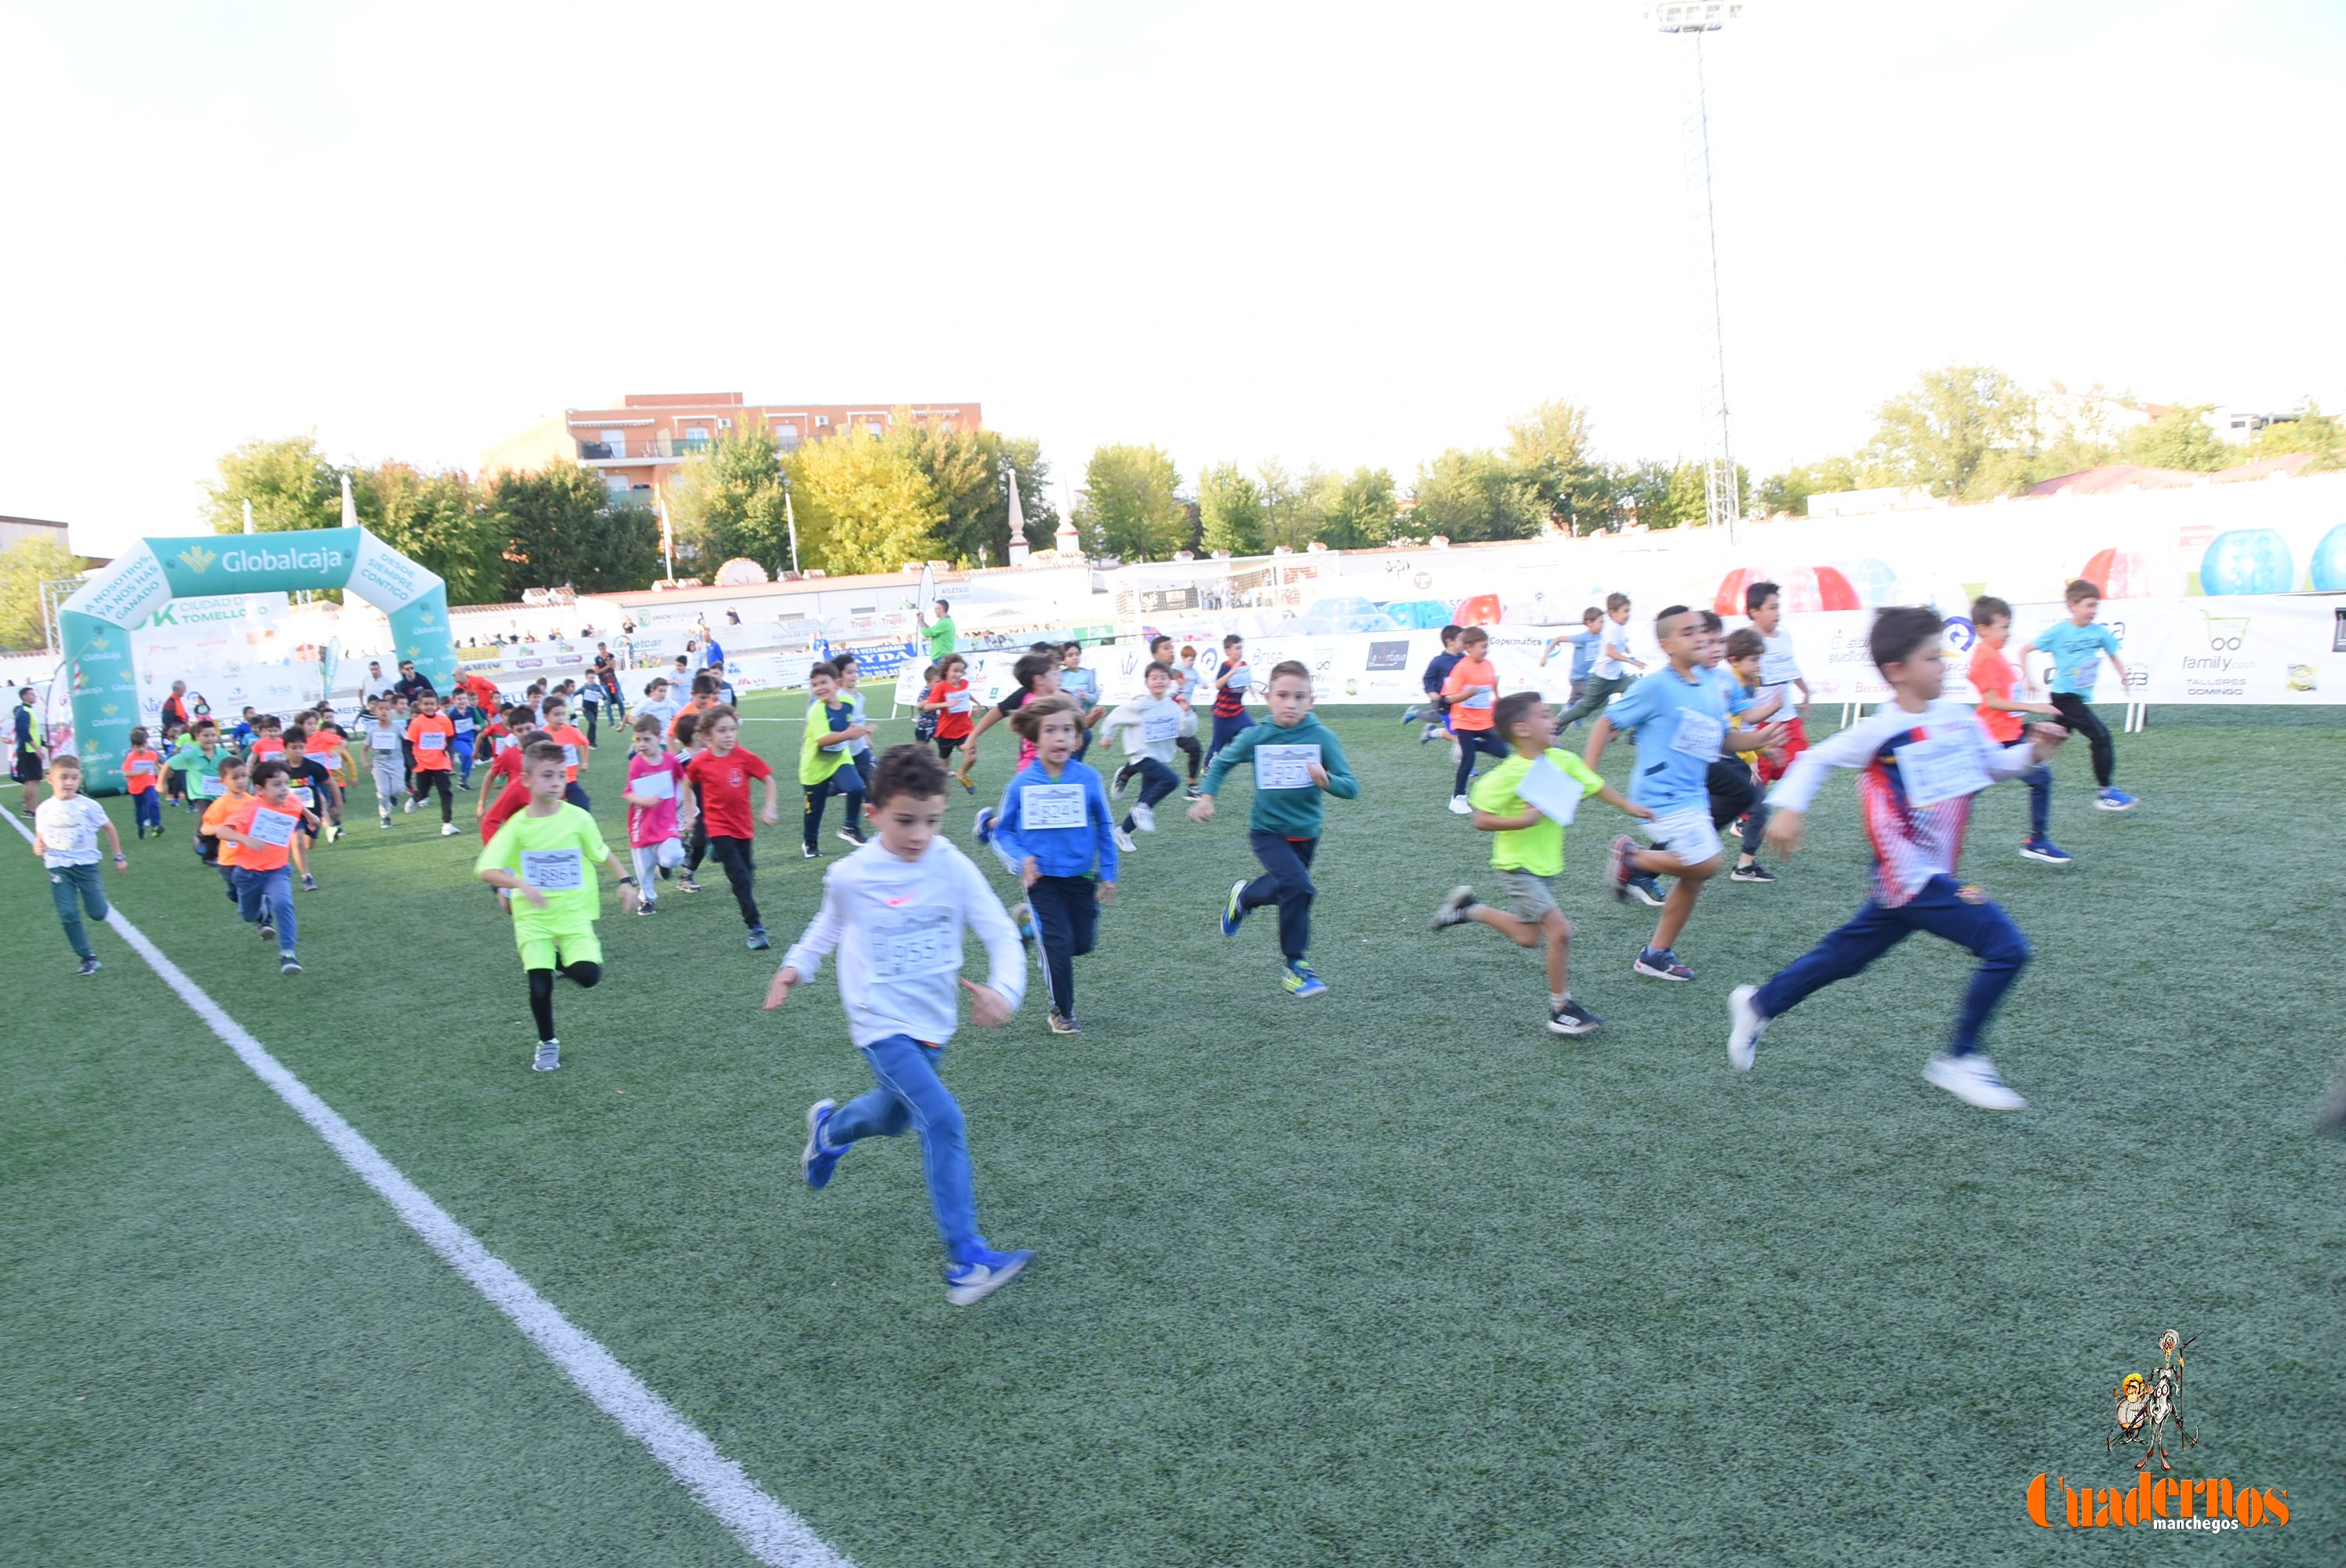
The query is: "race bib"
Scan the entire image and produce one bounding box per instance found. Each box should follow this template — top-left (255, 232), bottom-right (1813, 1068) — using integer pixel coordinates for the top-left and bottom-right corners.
top-left (417, 731), bottom-right (447, 753)
top-left (1760, 652), bottom-right (1800, 687)
top-left (127, 758), bottom-right (158, 775)
top-left (452, 717), bottom-right (477, 735)
top-left (197, 775), bottom-right (226, 798)
top-left (496, 735), bottom-right (518, 753)
top-left (1670, 709), bottom-right (1726, 763)
top-left (631, 768), bottom-right (676, 800)
top-left (369, 728), bottom-right (400, 751)
top-left (1896, 729), bottom-right (1992, 809)
top-left (1458, 684), bottom-right (1495, 711)
top-left (871, 906), bottom-right (960, 980)
top-left (946, 690), bottom-right (972, 713)
top-left (1254, 744), bottom-right (1320, 790)
top-left (245, 807), bottom-right (299, 848)
top-left (1020, 782), bottom-right (1088, 829)
top-left (1515, 757), bottom-right (1583, 825)
top-left (1141, 713), bottom-right (1180, 743)
top-left (520, 848), bottom-right (585, 891)
top-left (1645, 808), bottom-right (1723, 865)
top-left (290, 785), bottom-right (315, 809)
top-left (561, 745), bottom-right (581, 768)
top-left (1226, 666), bottom-right (1251, 691)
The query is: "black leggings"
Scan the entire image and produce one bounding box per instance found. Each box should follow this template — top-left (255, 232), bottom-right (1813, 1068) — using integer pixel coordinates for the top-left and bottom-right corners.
top-left (414, 770), bottom-right (452, 822)
top-left (706, 834), bottom-right (761, 928)
top-left (2050, 693), bottom-right (2115, 787)
top-left (526, 960), bottom-right (603, 1042)
top-left (1452, 728), bottom-right (1507, 797)
top-left (685, 814), bottom-right (710, 874)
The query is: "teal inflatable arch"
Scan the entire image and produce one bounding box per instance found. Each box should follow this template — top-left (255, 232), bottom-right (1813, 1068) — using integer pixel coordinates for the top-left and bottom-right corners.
top-left (57, 528), bottom-right (456, 793)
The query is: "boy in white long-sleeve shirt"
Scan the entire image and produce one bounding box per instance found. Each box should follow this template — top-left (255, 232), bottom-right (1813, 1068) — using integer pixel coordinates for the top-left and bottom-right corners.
top-left (1097, 660), bottom-right (1187, 845)
top-left (1726, 607), bottom-right (2068, 1111)
top-left (764, 743), bottom-right (1036, 1305)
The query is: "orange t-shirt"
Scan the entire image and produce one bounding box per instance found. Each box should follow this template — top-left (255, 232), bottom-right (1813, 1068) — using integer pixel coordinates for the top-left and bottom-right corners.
top-left (223, 796), bottom-right (302, 873)
top-left (406, 714), bottom-right (456, 772)
top-left (668, 699), bottom-right (715, 740)
top-left (252, 736), bottom-right (287, 761)
top-left (1440, 655), bottom-right (1500, 732)
top-left (546, 724), bottom-right (590, 782)
top-left (122, 747), bottom-right (162, 793)
top-left (202, 792), bottom-right (250, 867)
top-left (1969, 642), bottom-right (2023, 744)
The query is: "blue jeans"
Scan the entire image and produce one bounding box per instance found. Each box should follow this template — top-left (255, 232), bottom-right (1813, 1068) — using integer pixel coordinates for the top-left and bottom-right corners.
top-left (234, 865), bottom-right (298, 954)
top-left (133, 789), bottom-right (162, 834)
top-left (1026, 874), bottom-right (1099, 1019)
top-left (452, 736), bottom-right (476, 784)
top-left (1206, 711), bottom-right (1250, 768)
top-left (1753, 874), bottom-right (2029, 1058)
top-left (1242, 830), bottom-right (1318, 963)
top-left (563, 781), bottom-right (591, 813)
top-left (826, 1034), bottom-right (978, 1261)
top-left (2021, 764), bottom-right (2052, 837)
top-left (803, 773), bottom-right (864, 852)
top-left (1119, 757), bottom-right (1179, 833)
top-left (48, 862), bottom-right (109, 960)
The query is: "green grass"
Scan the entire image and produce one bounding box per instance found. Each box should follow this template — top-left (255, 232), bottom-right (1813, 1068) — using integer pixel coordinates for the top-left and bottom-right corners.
top-left (3, 695), bottom-right (2341, 1566)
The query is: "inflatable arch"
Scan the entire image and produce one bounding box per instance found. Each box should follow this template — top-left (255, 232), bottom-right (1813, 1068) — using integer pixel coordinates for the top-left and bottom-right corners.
top-left (56, 528), bottom-right (456, 793)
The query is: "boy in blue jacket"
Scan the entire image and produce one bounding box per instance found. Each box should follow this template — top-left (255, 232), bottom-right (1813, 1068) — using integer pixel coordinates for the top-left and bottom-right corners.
top-left (988, 694), bottom-right (1117, 1035)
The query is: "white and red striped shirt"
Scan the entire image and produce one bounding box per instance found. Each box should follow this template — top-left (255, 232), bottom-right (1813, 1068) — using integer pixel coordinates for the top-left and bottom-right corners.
top-left (1766, 700), bottom-right (2040, 906)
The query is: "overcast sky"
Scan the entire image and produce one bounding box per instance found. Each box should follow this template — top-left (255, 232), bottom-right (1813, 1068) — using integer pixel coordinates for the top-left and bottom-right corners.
top-left (5, 0), bottom-right (2340, 557)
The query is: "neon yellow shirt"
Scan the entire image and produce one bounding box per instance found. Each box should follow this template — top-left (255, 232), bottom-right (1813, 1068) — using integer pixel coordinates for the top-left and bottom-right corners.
top-left (475, 804), bottom-right (612, 935)
top-left (1468, 748), bottom-right (1604, 877)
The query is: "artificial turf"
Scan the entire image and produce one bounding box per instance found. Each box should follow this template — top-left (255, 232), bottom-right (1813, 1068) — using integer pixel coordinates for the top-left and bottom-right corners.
top-left (2, 694), bottom-right (2339, 1566)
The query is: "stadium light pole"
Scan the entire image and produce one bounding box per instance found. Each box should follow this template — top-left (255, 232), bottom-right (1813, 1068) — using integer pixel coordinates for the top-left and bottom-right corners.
top-left (1647, 1), bottom-right (1743, 543)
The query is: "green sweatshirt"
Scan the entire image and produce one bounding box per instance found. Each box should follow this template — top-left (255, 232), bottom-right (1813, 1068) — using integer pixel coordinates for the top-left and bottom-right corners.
top-left (1199, 712), bottom-right (1359, 838)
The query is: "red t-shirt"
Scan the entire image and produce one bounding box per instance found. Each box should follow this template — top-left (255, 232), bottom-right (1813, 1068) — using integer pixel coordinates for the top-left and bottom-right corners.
top-left (928, 680), bottom-right (974, 740)
top-left (480, 779), bottom-right (532, 842)
top-left (484, 745), bottom-right (525, 790)
top-left (684, 746), bottom-right (772, 839)
top-left (1969, 643), bottom-right (2022, 743)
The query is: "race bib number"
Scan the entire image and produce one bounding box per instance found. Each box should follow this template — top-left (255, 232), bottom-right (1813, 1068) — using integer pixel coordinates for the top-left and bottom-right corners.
top-left (1254, 744), bottom-right (1321, 790)
top-left (561, 745), bottom-right (581, 768)
top-left (1896, 729), bottom-right (1992, 808)
top-left (520, 848), bottom-right (585, 891)
top-left (1670, 709), bottom-right (1725, 763)
top-left (369, 728), bottom-right (400, 752)
top-left (127, 758), bottom-right (158, 775)
top-left (496, 735), bottom-right (518, 753)
top-left (1141, 713), bottom-right (1180, 743)
top-left (946, 691), bottom-right (972, 713)
top-left (1020, 782), bottom-right (1088, 829)
top-left (417, 731), bottom-right (447, 753)
top-left (1458, 684), bottom-right (1495, 711)
top-left (1644, 808), bottom-right (1723, 865)
top-left (871, 906), bottom-right (960, 980)
top-left (1226, 666), bottom-right (1251, 691)
top-left (197, 775), bottom-right (226, 798)
top-left (631, 768), bottom-right (676, 800)
top-left (1760, 652), bottom-right (1800, 687)
top-left (452, 717), bottom-right (477, 735)
top-left (245, 807), bottom-right (299, 848)
top-left (289, 786), bottom-right (315, 809)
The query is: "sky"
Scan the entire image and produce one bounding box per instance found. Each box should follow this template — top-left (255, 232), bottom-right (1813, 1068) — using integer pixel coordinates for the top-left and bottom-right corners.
top-left (4, 0), bottom-right (2341, 558)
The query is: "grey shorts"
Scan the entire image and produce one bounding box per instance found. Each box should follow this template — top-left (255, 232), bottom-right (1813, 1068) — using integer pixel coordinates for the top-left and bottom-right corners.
top-left (1498, 868), bottom-right (1560, 924)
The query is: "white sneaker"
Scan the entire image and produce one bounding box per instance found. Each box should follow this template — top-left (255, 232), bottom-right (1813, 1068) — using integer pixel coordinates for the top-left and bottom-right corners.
top-left (403, 796), bottom-right (414, 814)
top-left (1113, 826), bottom-right (1135, 852)
top-left (1131, 801), bottom-right (1156, 833)
top-left (439, 822), bottom-right (458, 837)
top-left (1924, 1052), bottom-right (2027, 1111)
top-left (1447, 794), bottom-right (1473, 815)
top-left (1727, 984), bottom-right (1767, 1072)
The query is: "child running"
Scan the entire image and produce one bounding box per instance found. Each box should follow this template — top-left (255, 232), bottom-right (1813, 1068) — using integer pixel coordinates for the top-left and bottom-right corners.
top-left (800, 662), bottom-right (869, 859)
top-left (405, 692), bottom-right (460, 835)
top-left (1556, 592), bottom-right (1643, 731)
top-left (278, 726), bottom-right (336, 890)
top-left (539, 695), bottom-right (594, 811)
top-left (212, 759), bottom-right (318, 975)
top-left (31, 755), bottom-right (125, 976)
top-left (959, 651), bottom-right (1059, 793)
top-left (361, 695), bottom-right (408, 826)
top-left (685, 705), bottom-right (780, 949)
top-left (1432, 692), bottom-right (1651, 1035)
top-left (922, 655), bottom-right (975, 771)
top-left (768, 743), bottom-right (1034, 1305)
top-left (1727, 606), bottom-right (2068, 1110)
top-left (1204, 633), bottom-right (1252, 768)
top-left (1968, 595), bottom-right (2071, 866)
top-left (1585, 605), bottom-right (1784, 982)
top-left (474, 739), bottom-right (639, 1071)
top-left (122, 727), bottom-right (164, 840)
top-left (1441, 626), bottom-right (1504, 813)
top-left (1403, 624), bottom-right (1465, 745)
top-left (2015, 578), bottom-right (2139, 812)
top-left (196, 754), bottom-right (249, 909)
top-left (1097, 660), bottom-right (1186, 846)
top-left (986, 695), bottom-right (1117, 1034)
top-left (1189, 659), bottom-right (1359, 999)
top-left (622, 713), bottom-right (690, 915)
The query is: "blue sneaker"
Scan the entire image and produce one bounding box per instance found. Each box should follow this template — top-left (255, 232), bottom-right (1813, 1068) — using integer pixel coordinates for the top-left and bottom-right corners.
top-left (945, 1243), bottom-right (1033, 1305)
top-left (1634, 946), bottom-right (1695, 982)
top-left (746, 926), bottom-right (771, 951)
top-left (801, 1099), bottom-right (843, 1189)
top-left (1399, 706), bottom-right (1421, 726)
top-left (2096, 788), bottom-right (2139, 813)
top-left (2021, 834), bottom-right (2072, 866)
top-left (1221, 879), bottom-right (1248, 936)
top-left (1283, 960), bottom-right (1327, 999)
top-left (974, 806), bottom-right (995, 843)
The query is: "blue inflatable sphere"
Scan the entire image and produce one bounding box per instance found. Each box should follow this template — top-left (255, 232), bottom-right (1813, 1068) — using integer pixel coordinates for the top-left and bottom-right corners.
top-left (2199, 528), bottom-right (2293, 596)
top-left (2309, 523), bottom-right (2346, 593)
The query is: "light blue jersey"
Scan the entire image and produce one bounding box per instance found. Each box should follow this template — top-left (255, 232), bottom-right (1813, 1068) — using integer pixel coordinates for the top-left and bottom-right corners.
top-left (2033, 619), bottom-right (2121, 698)
top-left (1605, 665), bottom-right (1735, 816)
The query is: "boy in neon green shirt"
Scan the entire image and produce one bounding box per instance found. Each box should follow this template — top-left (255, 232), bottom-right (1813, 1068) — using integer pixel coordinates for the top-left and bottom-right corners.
top-left (1433, 691), bottom-right (1650, 1036)
top-left (798, 660), bottom-right (870, 857)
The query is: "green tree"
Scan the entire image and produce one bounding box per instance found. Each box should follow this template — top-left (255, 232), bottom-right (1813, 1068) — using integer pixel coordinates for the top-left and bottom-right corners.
top-left (895, 420), bottom-right (1056, 568)
top-left (2247, 400), bottom-right (2346, 470)
top-left (1315, 466), bottom-right (1400, 550)
top-left (786, 430), bottom-right (946, 575)
top-left (1256, 459), bottom-right (1314, 553)
top-left (666, 424), bottom-right (793, 572)
top-left (1503, 397), bottom-right (1603, 529)
top-left (1756, 456), bottom-right (1861, 518)
top-left (353, 463), bottom-right (503, 605)
top-left (1858, 365), bottom-right (2039, 499)
top-left (203, 434), bottom-right (343, 535)
top-left (1076, 445), bottom-right (1186, 561)
top-left (2119, 405), bottom-right (2232, 471)
top-left (489, 463), bottom-right (663, 595)
top-left (0, 536), bottom-right (84, 650)
top-left (1196, 462), bottom-right (1264, 555)
top-left (1410, 448), bottom-right (1545, 543)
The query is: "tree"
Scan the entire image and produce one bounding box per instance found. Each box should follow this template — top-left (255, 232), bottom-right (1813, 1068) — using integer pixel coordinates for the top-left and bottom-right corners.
top-left (1859, 365), bottom-right (2039, 499)
top-left (353, 463), bottom-right (503, 605)
top-left (1756, 456), bottom-right (1860, 518)
top-left (2119, 405), bottom-right (2232, 472)
top-left (1314, 466), bottom-right (1400, 550)
top-left (0, 536), bottom-right (83, 650)
top-left (1076, 445), bottom-right (1186, 562)
top-left (202, 434), bottom-right (343, 535)
top-left (1256, 459), bottom-right (1314, 553)
top-left (895, 420), bottom-right (1056, 568)
top-left (490, 463), bottom-right (663, 595)
top-left (1410, 448), bottom-right (1545, 543)
top-left (666, 425), bottom-right (793, 572)
top-left (1196, 463), bottom-right (1264, 555)
top-left (785, 430), bottom-right (946, 575)
top-left (2245, 400), bottom-right (2344, 471)
top-left (1503, 397), bottom-right (1603, 529)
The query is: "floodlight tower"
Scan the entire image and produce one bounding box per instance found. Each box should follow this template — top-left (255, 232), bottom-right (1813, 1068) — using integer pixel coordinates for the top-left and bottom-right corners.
top-left (1647, 1), bottom-right (1742, 540)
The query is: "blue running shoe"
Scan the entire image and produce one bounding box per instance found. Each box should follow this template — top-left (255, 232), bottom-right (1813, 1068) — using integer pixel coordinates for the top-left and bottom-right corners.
top-left (946, 1243), bottom-right (1033, 1305)
top-left (802, 1099), bottom-right (843, 1189)
top-left (974, 806), bottom-right (995, 843)
top-left (1283, 960), bottom-right (1327, 999)
top-left (1221, 879), bottom-right (1248, 936)
top-left (1399, 706), bottom-right (1421, 726)
top-left (1634, 946), bottom-right (1695, 982)
top-left (746, 926), bottom-right (771, 951)
top-left (2095, 787), bottom-right (2139, 813)
top-left (2020, 834), bottom-right (2072, 866)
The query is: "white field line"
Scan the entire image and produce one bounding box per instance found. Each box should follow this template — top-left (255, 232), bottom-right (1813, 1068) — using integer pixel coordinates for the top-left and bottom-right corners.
top-left (5, 810), bottom-right (849, 1568)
